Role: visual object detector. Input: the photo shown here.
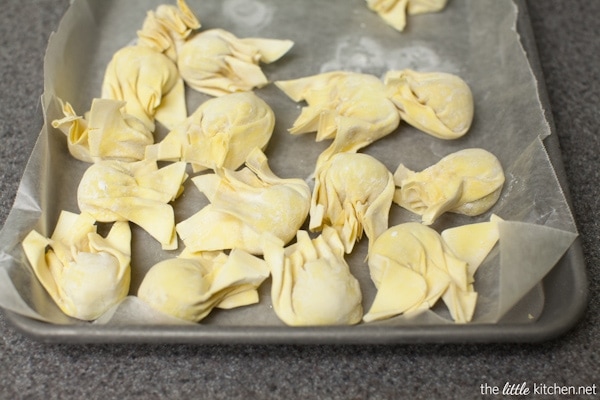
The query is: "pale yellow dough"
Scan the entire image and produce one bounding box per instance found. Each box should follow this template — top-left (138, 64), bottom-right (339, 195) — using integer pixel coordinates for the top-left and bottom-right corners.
top-left (276, 71), bottom-right (400, 163)
top-left (137, 249), bottom-right (269, 322)
top-left (262, 228), bottom-right (363, 326)
top-left (310, 152), bottom-right (395, 254)
top-left (364, 217), bottom-right (501, 323)
top-left (393, 148), bottom-right (505, 225)
top-left (366, 0), bottom-right (448, 32)
top-left (177, 149), bottom-right (311, 255)
top-left (51, 98), bottom-right (154, 163)
top-left (21, 211), bottom-right (131, 321)
top-left (145, 92), bottom-right (275, 172)
top-left (137, 0), bottom-right (201, 62)
top-left (385, 69), bottom-right (473, 139)
top-left (177, 28), bottom-right (294, 96)
top-left (77, 159), bottom-right (188, 250)
top-left (101, 45), bottom-right (187, 131)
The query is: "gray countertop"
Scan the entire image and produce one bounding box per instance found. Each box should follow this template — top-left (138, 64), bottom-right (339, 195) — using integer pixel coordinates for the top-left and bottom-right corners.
top-left (1, 1), bottom-right (598, 398)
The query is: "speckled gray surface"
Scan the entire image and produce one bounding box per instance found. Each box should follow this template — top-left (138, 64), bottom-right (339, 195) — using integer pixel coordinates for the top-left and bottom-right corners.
top-left (0, 1), bottom-right (598, 399)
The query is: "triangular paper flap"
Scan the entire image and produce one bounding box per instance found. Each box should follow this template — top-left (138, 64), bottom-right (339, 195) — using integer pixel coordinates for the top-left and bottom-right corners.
top-left (496, 220), bottom-right (577, 320)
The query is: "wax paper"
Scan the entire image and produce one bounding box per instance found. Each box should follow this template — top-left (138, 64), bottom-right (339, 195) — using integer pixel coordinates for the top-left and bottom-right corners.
top-left (0, 0), bottom-right (578, 328)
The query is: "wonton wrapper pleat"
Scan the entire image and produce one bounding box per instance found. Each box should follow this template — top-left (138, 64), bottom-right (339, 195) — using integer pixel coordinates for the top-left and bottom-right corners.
top-left (393, 148), bottom-right (505, 225)
top-left (52, 98), bottom-right (153, 163)
top-left (310, 153), bottom-right (395, 254)
top-left (177, 28), bottom-right (293, 96)
top-left (276, 71), bottom-right (400, 143)
top-left (21, 211), bottom-right (131, 321)
top-left (176, 204), bottom-right (261, 254)
top-left (137, 0), bottom-right (201, 62)
top-left (77, 160), bottom-right (187, 250)
top-left (364, 218), bottom-right (500, 323)
top-left (137, 249), bottom-right (269, 322)
top-left (277, 71), bottom-right (401, 167)
top-left (262, 228), bottom-right (363, 326)
top-left (145, 92), bottom-right (275, 172)
top-left (50, 100), bottom-right (91, 162)
top-left (366, 0), bottom-right (448, 32)
top-left (441, 214), bottom-right (503, 278)
top-left (176, 148), bottom-right (310, 255)
top-left (385, 69), bottom-right (473, 139)
top-left (362, 258), bottom-right (427, 322)
top-left (101, 45), bottom-right (187, 131)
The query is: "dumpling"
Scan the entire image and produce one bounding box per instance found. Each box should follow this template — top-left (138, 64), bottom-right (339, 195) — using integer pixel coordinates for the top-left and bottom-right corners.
top-left (136, 0), bottom-right (201, 61)
top-left (176, 148), bottom-right (310, 255)
top-left (276, 71), bottom-right (400, 141)
top-left (384, 69), bottom-right (473, 139)
top-left (366, 0), bottom-right (449, 32)
top-left (364, 217), bottom-right (500, 323)
top-left (277, 71), bottom-right (400, 164)
top-left (393, 148), bottom-right (505, 225)
top-left (177, 28), bottom-right (294, 96)
top-left (262, 228), bottom-right (363, 326)
top-left (21, 211), bottom-right (131, 321)
top-left (310, 152), bottom-right (395, 254)
top-left (145, 92), bottom-right (275, 172)
top-left (77, 159), bottom-right (188, 250)
top-left (137, 249), bottom-right (269, 322)
top-left (51, 98), bottom-right (153, 163)
top-left (101, 45), bottom-right (187, 131)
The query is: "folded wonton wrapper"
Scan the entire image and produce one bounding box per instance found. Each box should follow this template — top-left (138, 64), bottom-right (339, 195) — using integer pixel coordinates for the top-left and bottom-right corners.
top-left (177, 148), bottom-right (311, 255)
top-left (366, 0), bottom-right (449, 32)
top-left (310, 152), bottom-right (395, 254)
top-left (21, 211), bottom-right (131, 321)
top-left (101, 45), bottom-right (187, 131)
top-left (77, 160), bottom-right (188, 250)
top-left (145, 92), bottom-right (275, 172)
top-left (136, 0), bottom-right (201, 62)
top-left (277, 71), bottom-right (401, 166)
top-left (137, 249), bottom-right (269, 322)
top-left (276, 71), bottom-right (400, 141)
top-left (262, 228), bottom-right (363, 326)
top-left (385, 69), bottom-right (473, 139)
top-left (177, 28), bottom-right (294, 96)
top-left (364, 216), bottom-right (501, 323)
top-left (51, 98), bottom-right (154, 163)
top-left (393, 148), bottom-right (505, 225)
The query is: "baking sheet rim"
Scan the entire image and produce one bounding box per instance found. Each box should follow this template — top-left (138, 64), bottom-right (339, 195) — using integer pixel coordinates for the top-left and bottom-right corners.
top-left (1, 0), bottom-right (589, 344)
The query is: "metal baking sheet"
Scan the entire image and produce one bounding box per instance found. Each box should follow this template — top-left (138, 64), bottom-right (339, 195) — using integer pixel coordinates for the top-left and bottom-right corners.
top-left (0, 0), bottom-right (587, 343)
